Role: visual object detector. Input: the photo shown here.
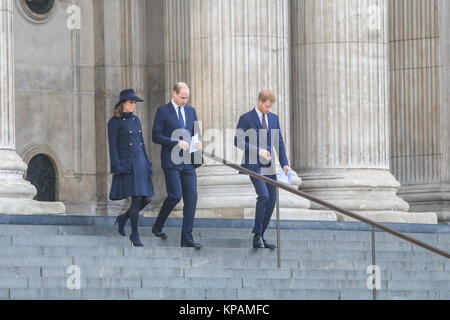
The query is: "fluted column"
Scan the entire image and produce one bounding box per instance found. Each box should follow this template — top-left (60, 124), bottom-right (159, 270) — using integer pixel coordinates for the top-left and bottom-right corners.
top-left (160, 0), bottom-right (335, 221)
top-left (389, 0), bottom-right (450, 222)
top-left (291, 0), bottom-right (436, 223)
top-left (0, 0), bottom-right (64, 214)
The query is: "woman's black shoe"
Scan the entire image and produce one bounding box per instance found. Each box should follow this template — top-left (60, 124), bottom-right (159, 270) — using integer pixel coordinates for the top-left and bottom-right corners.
top-left (130, 232), bottom-right (143, 247)
top-left (114, 215), bottom-right (127, 237)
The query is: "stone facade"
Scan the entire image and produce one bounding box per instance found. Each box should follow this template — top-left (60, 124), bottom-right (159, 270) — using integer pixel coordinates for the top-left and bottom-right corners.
top-left (2, 0), bottom-right (448, 223)
top-left (0, 0), bottom-right (64, 214)
top-left (389, 0), bottom-right (450, 222)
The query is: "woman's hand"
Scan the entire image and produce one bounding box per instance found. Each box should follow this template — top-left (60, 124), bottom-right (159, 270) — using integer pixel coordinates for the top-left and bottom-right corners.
top-left (113, 165), bottom-right (130, 175)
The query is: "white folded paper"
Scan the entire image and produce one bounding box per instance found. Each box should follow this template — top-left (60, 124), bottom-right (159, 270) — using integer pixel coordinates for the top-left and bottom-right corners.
top-left (190, 133), bottom-right (200, 153)
top-left (277, 170), bottom-right (292, 184)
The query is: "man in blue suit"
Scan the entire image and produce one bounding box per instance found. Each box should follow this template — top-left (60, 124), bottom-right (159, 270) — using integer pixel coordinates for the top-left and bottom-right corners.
top-left (152, 82), bottom-right (203, 248)
top-left (234, 90), bottom-right (291, 249)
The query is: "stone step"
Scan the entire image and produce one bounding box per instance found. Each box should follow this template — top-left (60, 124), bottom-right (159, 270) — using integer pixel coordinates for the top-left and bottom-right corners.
top-left (3, 268), bottom-right (447, 289)
top-left (2, 235), bottom-right (449, 256)
top-left (0, 221), bottom-right (448, 300)
top-left (0, 248), bottom-right (447, 270)
top-left (1, 224), bottom-right (449, 243)
top-left (7, 276), bottom-right (446, 291)
top-left (39, 266), bottom-right (450, 281)
top-left (2, 244), bottom-right (448, 261)
top-left (0, 254), bottom-right (450, 271)
top-left (6, 287), bottom-right (447, 300)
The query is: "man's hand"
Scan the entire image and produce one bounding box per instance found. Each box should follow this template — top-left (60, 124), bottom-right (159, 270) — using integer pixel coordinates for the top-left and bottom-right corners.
top-left (283, 165), bottom-right (291, 176)
top-left (258, 149), bottom-right (271, 161)
top-left (178, 140), bottom-right (190, 151)
top-left (195, 141), bottom-right (202, 151)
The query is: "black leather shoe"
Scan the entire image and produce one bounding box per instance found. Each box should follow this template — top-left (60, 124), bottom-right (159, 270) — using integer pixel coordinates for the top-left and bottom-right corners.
top-left (181, 240), bottom-right (203, 249)
top-left (152, 227), bottom-right (168, 240)
top-left (253, 234), bottom-right (265, 249)
top-left (262, 239), bottom-right (276, 249)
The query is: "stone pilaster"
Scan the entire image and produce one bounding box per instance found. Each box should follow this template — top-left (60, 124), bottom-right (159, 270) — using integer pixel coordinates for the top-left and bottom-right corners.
top-left (389, 0), bottom-right (450, 222)
top-left (0, 0), bottom-right (64, 214)
top-left (291, 0), bottom-right (436, 223)
top-left (157, 0), bottom-right (335, 221)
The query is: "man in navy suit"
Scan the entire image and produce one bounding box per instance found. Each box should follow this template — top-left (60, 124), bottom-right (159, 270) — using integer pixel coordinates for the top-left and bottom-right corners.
top-left (152, 82), bottom-right (203, 248)
top-left (234, 90), bottom-right (291, 249)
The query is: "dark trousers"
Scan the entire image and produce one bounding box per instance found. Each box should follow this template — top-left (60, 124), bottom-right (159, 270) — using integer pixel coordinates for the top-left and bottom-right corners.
top-left (153, 165), bottom-right (198, 243)
top-left (249, 174), bottom-right (277, 236)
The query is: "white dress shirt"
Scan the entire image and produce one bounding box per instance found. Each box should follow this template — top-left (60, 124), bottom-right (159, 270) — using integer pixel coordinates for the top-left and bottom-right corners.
top-left (254, 107), bottom-right (268, 129)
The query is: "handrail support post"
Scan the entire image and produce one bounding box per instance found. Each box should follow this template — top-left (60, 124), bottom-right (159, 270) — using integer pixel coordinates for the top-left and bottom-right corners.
top-left (276, 186), bottom-right (281, 269)
top-left (371, 225), bottom-right (377, 300)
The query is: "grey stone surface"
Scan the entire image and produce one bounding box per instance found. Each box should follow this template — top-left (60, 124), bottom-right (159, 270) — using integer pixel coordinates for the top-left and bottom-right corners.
top-left (0, 0), bottom-right (447, 223)
top-left (0, 223), bottom-right (448, 300)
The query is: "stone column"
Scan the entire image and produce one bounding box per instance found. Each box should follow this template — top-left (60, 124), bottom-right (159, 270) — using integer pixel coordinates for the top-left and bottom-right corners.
top-left (389, 0), bottom-right (450, 222)
top-left (291, 0), bottom-right (436, 223)
top-left (0, 0), bottom-right (64, 214)
top-left (94, 0), bottom-right (151, 216)
top-left (158, 0), bottom-right (335, 221)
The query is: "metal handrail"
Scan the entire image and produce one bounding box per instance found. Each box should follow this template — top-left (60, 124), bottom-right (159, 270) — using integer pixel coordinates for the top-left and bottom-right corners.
top-left (201, 152), bottom-right (450, 259)
top-left (202, 151), bottom-right (449, 299)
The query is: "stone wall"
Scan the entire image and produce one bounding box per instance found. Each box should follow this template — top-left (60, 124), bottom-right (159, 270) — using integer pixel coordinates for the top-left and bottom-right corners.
top-left (14, 0), bottom-right (95, 214)
top-left (8, 0), bottom-right (447, 223)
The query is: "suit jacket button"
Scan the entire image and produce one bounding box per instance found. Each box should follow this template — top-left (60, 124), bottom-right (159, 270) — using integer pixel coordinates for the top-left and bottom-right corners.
top-left (129, 143), bottom-right (133, 146)
top-left (129, 131), bottom-right (132, 134)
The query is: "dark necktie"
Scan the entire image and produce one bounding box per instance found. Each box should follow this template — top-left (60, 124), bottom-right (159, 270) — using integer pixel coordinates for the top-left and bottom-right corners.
top-left (262, 114), bottom-right (267, 129)
top-left (262, 114), bottom-right (270, 155)
top-left (178, 107), bottom-right (185, 129)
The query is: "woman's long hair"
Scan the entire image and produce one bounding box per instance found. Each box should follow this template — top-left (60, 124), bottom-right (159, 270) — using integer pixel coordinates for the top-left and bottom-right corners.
top-left (113, 101), bottom-right (124, 118)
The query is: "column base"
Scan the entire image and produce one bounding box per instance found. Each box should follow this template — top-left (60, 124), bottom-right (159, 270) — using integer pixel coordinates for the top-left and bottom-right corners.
top-left (397, 183), bottom-right (450, 223)
top-left (335, 210), bottom-right (437, 224)
top-left (0, 150), bottom-right (65, 215)
top-left (298, 168), bottom-right (438, 224)
top-left (142, 207), bottom-right (337, 221)
top-left (0, 198), bottom-right (65, 215)
top-left (142, 165), bottom-right (337, 221)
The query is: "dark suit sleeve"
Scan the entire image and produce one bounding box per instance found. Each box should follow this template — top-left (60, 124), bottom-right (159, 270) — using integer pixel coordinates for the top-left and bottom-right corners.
top-left (234, 115), bottom-right (259, 154)
top-left (152, 107), bottom-right (179, 148)
top-left (192, 107), bottom-right (202, 139)
top-left (107, 118), bottom-right (124, 174)
top-left (275, 116), bottom-right (289, 167)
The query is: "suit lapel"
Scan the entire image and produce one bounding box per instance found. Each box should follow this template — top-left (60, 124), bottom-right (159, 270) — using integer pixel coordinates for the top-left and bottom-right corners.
top-left (185, 107), bottom-right (193, 133)
top-left (250, 108), bottom-right (263, 130)
top-left (168, 102), bottom-right (182, 129)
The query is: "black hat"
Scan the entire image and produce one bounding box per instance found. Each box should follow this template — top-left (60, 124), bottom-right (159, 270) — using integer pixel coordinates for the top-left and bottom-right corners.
top-left (118, 89), bottom-right (144, 104)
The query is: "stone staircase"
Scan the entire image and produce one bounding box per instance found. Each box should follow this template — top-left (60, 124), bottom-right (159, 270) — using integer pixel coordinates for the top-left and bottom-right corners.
top-left (0, 218), bottom-right (449, 300)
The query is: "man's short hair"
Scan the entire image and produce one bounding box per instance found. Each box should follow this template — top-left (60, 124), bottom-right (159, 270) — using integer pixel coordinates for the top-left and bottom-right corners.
top-left (258, 90), bottom-right (276, 103)
top-left (174, 82), bottom-right (189, 94)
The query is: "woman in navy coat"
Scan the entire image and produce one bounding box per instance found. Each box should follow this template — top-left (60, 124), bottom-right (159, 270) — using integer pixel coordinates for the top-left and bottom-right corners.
top-left (108, 89), bottom-right (155, 247)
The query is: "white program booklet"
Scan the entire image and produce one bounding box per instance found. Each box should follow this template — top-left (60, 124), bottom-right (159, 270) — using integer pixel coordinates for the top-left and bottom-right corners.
top-left (190, 133), bottom-right (200, 153)
top-left (277, 170), bottom-right (292, 184)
